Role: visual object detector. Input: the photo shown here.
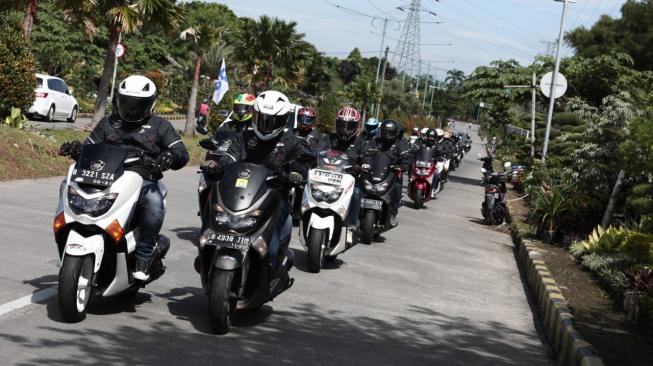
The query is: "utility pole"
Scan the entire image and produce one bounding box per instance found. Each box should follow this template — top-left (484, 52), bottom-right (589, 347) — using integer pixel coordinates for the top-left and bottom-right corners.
top-left (428, 84), bottom-right (435, 117)
top-left (504, 71), bottom-right (538, 161)
top-left (108, 32), bottom-right (123, 104)
top-left (422, 62), bottom-right (431, 108)
top-left (371, 17), bottom-right (389, 117)
top-left (542, 0), bottom-right (574, 164)
top-left (376, 46), bottom-right (390, 121)
top-left (394, 0), bottom-right (422, 89)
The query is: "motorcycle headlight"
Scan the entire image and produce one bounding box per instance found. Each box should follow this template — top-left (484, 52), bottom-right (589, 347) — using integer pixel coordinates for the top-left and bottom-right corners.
top-left (311, 184), bottom-right (343, 203)
top-left (67, 186), bottom-right (118, 217)
top-left (214, 204), bottom-right (261, 232)
top-left (373, 182), bottom-right (389, 191)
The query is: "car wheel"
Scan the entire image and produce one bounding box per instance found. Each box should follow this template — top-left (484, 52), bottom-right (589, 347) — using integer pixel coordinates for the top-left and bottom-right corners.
top-left (46, 105), bottom-right (55, 122)
top-left (67, 106), bottom-right (78, 123)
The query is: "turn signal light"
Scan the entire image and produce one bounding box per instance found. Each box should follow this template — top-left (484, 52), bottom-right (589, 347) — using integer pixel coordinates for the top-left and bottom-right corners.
top-left (53, 212), bottom-right (66, 234)
top-left (106, 219), bottom-right (124, 242)
top-left (35, 92), bottom-right (48, 98)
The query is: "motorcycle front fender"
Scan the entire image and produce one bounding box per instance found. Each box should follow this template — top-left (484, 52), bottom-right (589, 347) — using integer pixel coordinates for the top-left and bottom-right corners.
top-left (307, 213), bottom-right (335, 242)
top-left (64, 229), bottom-right (104, 273)
top-left (213, 249), bottom-right (244, 271)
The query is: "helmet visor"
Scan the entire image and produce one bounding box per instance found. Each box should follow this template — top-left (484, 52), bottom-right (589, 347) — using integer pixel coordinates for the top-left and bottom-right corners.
top-left (233, 104), bottom-right (253, 121)
top-left (336, 119), bottom-right (359, 137)
top-left (298, 114), bottom-right (315, 127)
top-left (380, 127), bottom-right (398, 141)
top-left (364, 123), bottom-right (378, 134)
top-left (253, 112), bottom-right (287, 134)
top-left (117, 94), bottom-right (154, 123)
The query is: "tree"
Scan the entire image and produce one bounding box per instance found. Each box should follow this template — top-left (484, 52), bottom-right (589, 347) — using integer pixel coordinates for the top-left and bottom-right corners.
top-left (180, 24), bottom-right (220, 135)
top-left (0, 20), bottom-right (36, 118)
top-left (445, 69), bottom-right (465, 88)
top-left (236, 15), bottom-right (310, 91)
top-left (85, 0), bottom-right (185, 124)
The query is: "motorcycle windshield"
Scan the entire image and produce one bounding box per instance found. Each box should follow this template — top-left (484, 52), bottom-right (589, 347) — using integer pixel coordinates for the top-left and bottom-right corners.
top-left (219, 162), bottom-right (270, 212)
top-left (415, 147), bottom-right (434, 166)
top-left (316, 150), bottom-right (351, 173)
top-left (72, 144), bottom-right (127, 187)
top-left (369, 151), bottom-right (394, 181)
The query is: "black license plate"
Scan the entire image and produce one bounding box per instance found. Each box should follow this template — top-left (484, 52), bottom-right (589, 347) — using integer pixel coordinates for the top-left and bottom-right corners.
top-left (207, 232), bottom-right (250, 250)
top-left (72, 168), bottom-right (116, 187)
top-left (361, 198), bottom-right (383, 210)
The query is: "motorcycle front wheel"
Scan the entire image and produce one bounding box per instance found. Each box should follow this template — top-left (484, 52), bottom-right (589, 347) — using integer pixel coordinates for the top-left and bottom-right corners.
top-left (307, 229), bottom-right (327, 273)
top-left (414, 189), bottom-right (423, 210)
top-left (58, 254), bottom-right (94, 322)
top-left (209, 269), bottom-right (237, 334)
top-left (361, 210), bottom-right (376, 244)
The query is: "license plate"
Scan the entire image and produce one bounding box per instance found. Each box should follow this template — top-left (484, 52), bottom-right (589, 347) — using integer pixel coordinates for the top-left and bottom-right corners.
top-left (494, 193), bottom-right (500, 199)
top-left (312, 169), bottom-right (344, 185)
top-left (361, 198), bottom-right (383, 210)
top-left (72, 168), bottom-right (116, 187)
top-left (207, 232), bottom-right (250, 250)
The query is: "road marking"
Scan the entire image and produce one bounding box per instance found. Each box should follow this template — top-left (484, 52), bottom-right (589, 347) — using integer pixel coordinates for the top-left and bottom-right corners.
top-left (0, 287), bottom-right (57, 317)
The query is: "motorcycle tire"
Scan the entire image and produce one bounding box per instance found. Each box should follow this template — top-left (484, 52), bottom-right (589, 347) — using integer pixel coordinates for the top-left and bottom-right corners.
top-left (58, 254), bottom-right (94, 323)
top-left (307, 229), bottom-right (327, 273)
top-left (209, 269), bottom-right (236, 335)
top-left (361, 210), bottom-right (376, 244)
top-left (414, 189), bottom-right (423, 210)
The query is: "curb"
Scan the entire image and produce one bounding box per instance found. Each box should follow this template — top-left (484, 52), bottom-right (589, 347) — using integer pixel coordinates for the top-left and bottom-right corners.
top-left (78, 113), bottom-right (186, 120)
top-left (507, 202), bottom-right (605, 366)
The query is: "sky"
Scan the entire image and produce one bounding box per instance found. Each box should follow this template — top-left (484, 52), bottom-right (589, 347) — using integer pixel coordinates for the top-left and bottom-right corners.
top-left (214, 0), bottom-right (627, 79)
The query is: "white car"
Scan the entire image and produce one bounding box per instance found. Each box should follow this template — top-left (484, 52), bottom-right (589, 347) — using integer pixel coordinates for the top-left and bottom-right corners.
top-left (27, 74), bottom-right (78, 122)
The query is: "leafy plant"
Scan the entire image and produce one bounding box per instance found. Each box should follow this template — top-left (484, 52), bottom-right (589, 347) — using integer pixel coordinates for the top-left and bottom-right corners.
top-left (0, 20), bottom-right (36, 120)
top-left (620, 233), bottom-right (653, 262)
top-left (624, 267), bottom-right (653, 292)
top-left (569, 241), bottom-right (587, 258)
top-left (3, 107), bottom-right (27, 129)
top-left (528, 183), bottom-right (569, 233)
top-left (582, 225), bottom-right (628, 254)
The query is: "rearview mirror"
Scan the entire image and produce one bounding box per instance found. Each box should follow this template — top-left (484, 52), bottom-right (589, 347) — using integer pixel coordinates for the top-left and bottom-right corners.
top-left (504, 161), bottom-right (512, 169)
top-left (199, 138), bottom-right (218, 151)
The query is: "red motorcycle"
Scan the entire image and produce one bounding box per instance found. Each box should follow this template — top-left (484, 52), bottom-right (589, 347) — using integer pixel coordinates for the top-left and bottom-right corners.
top-left (407, 146), bottom-right (436, 209)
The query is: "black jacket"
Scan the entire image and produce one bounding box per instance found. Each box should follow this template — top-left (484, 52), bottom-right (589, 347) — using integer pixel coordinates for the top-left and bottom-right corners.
top-left (324, 133), bottom-right (366, 164)
top-left (361, 137), bottom-right (413, 171)
top-left (84, 114), bottom-right (189, 180)
top-left (294, 129), bottom-right (326, 156)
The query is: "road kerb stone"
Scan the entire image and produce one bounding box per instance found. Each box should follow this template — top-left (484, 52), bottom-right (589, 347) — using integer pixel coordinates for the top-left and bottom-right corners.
top-left (507, 202), bottom-right (605, 366)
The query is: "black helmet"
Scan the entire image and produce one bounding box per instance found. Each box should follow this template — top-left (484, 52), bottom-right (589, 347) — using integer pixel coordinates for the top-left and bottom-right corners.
top-left (425, 128), bottom-right (437, 145)
top-left (379, 119), bottom-right (400, 143)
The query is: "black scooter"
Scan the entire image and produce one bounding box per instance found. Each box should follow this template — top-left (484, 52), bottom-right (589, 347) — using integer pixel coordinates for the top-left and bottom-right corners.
top-left (359, 152), bottom-right (401, 244)
top-left (196, 140), bottom-right (296, 334)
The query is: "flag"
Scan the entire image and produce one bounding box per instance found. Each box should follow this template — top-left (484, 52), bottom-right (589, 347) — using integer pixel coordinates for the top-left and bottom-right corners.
top-left (212, 58), bottom-right (229, 105)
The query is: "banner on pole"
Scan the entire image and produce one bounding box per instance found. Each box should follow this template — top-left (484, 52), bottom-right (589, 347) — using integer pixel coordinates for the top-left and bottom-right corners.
top-left (212, 58), bottom-right (229, 105)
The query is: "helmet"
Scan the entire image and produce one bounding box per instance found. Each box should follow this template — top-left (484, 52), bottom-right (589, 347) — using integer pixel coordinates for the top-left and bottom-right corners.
top-left (116, 75), bottom-right (157, 124)
top-left (297, 107), bottom-right (317, 134)
top-left (364, 118), bottom-right (379, 136)
top-left (232, 93), bottom-right (256, 122)
top-left (421, 127), bottom-right (429, 135)
top-left (202, 98), bottom-right (208, 104)
top-left (412, 127), bottom-right (420, 136)
top-left (425, 128), bottom-right (437, 144)
top-left (444, 131), bottom-right (452, 139)
top-left (435, 128), bottom-right (444, 142)
top-left (335, 107), bottom-right (361, 141)
top-left (379, 119), bottom-right (400, 143)
top-left (252, 90), bottom-right (290, 140)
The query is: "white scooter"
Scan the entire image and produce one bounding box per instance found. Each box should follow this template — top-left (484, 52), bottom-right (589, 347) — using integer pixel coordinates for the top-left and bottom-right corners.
top-left (299, 150), bottom-right (356, 273)
top-left (53, 143), bottom-right (170, 322)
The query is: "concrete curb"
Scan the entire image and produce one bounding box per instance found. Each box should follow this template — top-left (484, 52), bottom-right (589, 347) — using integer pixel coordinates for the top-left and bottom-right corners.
top-left (507, 202), bottom-right (605, 366)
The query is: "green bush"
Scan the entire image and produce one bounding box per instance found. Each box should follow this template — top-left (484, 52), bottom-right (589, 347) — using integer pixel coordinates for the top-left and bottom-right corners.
top-left (620, 233), bottom-right (653, 262)
top-left (581, 253), bottom-right (632, 297)
top-left (0, 21), bottom-right (36, 119)
top-left (528, 184), bottom-right (569, 233)
top-left (569, 241), bottom-right (587, 258)
top-left (582, 225), bottom-right (628, 254)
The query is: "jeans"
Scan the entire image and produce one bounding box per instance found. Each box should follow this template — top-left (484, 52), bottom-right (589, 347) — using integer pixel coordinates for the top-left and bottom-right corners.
top-left (390, 180), bottom-right (402, 216)
top-left (134, 180), bottom-right (165, 260)
top-left (269, 199), bottom-right (291, 267)
top-left (345, 187), bottom-right (362, 226)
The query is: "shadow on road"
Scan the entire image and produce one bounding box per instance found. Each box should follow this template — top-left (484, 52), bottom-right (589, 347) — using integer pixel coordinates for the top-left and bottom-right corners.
top-left (171, 227), bottom-right (200, 247)
top-left (2, 301), bottom-right (552, 365)
top-left (22, 274), bottom-right (58, 291)
top-left (448, 175), bottom-right (483, 187)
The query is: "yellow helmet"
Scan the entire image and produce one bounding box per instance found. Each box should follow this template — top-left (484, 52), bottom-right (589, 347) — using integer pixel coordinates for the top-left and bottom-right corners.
top-left (232, 93), bottom-right (256, 122)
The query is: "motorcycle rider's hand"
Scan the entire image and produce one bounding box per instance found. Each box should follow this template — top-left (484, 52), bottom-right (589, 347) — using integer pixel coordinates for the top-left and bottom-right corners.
top-left (59, 140), bottom-right (82, 160)
top-left (155, 151), bottom-right (174, 172)
top-left (201, 160), bottom-right (224, 179)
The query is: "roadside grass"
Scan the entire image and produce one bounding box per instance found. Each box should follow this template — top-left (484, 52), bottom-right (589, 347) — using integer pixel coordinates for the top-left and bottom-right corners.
top-left (0, 125), bottom-right (205, 181)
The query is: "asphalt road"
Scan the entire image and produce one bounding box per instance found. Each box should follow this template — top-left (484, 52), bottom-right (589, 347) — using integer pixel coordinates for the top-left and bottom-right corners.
top-left (0, 125), bottom-right (553, 365)
top-left (27, 117), bottom-right (189, 132)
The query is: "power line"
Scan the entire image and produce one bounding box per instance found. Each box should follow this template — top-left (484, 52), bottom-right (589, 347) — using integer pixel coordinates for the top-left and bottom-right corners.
top-left (457, 0), bottom-right (547, 41)
top-left (587, 0), bottom-right (605, 25)
top-left (570, 0), bottom-right (589, 28)
top-left (610, 0), bottom-right (622, 16)
top-left (364, 0), bottom-right (394, 18)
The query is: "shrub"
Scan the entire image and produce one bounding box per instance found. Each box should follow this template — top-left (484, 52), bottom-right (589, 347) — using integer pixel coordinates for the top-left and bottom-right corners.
top-left (620, 233), bottom-right (653, 262)
top-left (569, 241), bottom-right (587, 258)
top-left (0, 20), bottom-right (36, 119)
top-left (583, 225), bottom-right (628, 254)
top-left (581, 253), bottom-right (632, 297)
top-left (624, 267), bottom-right (653, 292)
top-left (528, 184), bottom-right (569, 233)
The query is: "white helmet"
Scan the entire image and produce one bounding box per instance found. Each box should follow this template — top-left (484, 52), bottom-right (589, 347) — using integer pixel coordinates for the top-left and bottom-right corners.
top-left (252, 90), bottom-right (290, 140)
top-left (435, 128), bottom-right (444, 141)
top-left (116, 75), bottom-right (157, 124)
top-left (420, 127), bottom-right (429, 135)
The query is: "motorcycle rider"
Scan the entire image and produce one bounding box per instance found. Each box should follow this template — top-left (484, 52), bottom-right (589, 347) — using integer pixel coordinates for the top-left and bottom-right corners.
top-left (362, 119), bottom-right (412, 226)
top-left (294, 107), bottom-right (325, 155)
top-left (209, 90), bottom-right (312, 267)
top-left (59, 75), bottom-right (189, 281)
top-left (195, 99), bottom-right (211, 134)
top-left (410, 127), bottom-right (420, 145)
top-left (363, 117), bottom-right (380, 141)
top-left (324, 107), bottom-right (366, 233)
top-left (217, 93), bottom-right (256, 133)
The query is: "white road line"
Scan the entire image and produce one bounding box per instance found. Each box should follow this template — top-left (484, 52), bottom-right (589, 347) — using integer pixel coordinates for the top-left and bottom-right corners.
top-left (0, 287), bottom-right (57, 317)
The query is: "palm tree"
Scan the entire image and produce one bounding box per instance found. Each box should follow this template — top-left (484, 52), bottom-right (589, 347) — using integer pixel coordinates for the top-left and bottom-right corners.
top-left (3, 0), bottom-right (93, 39)
top-left (180, 24), bottom-right (221, 135)
top-left (236, 16), bottom-right (309, 91)
top-left (445, 69), bottom-right (465, 88)
top-left (86, 0), bottom-right (184, 124)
